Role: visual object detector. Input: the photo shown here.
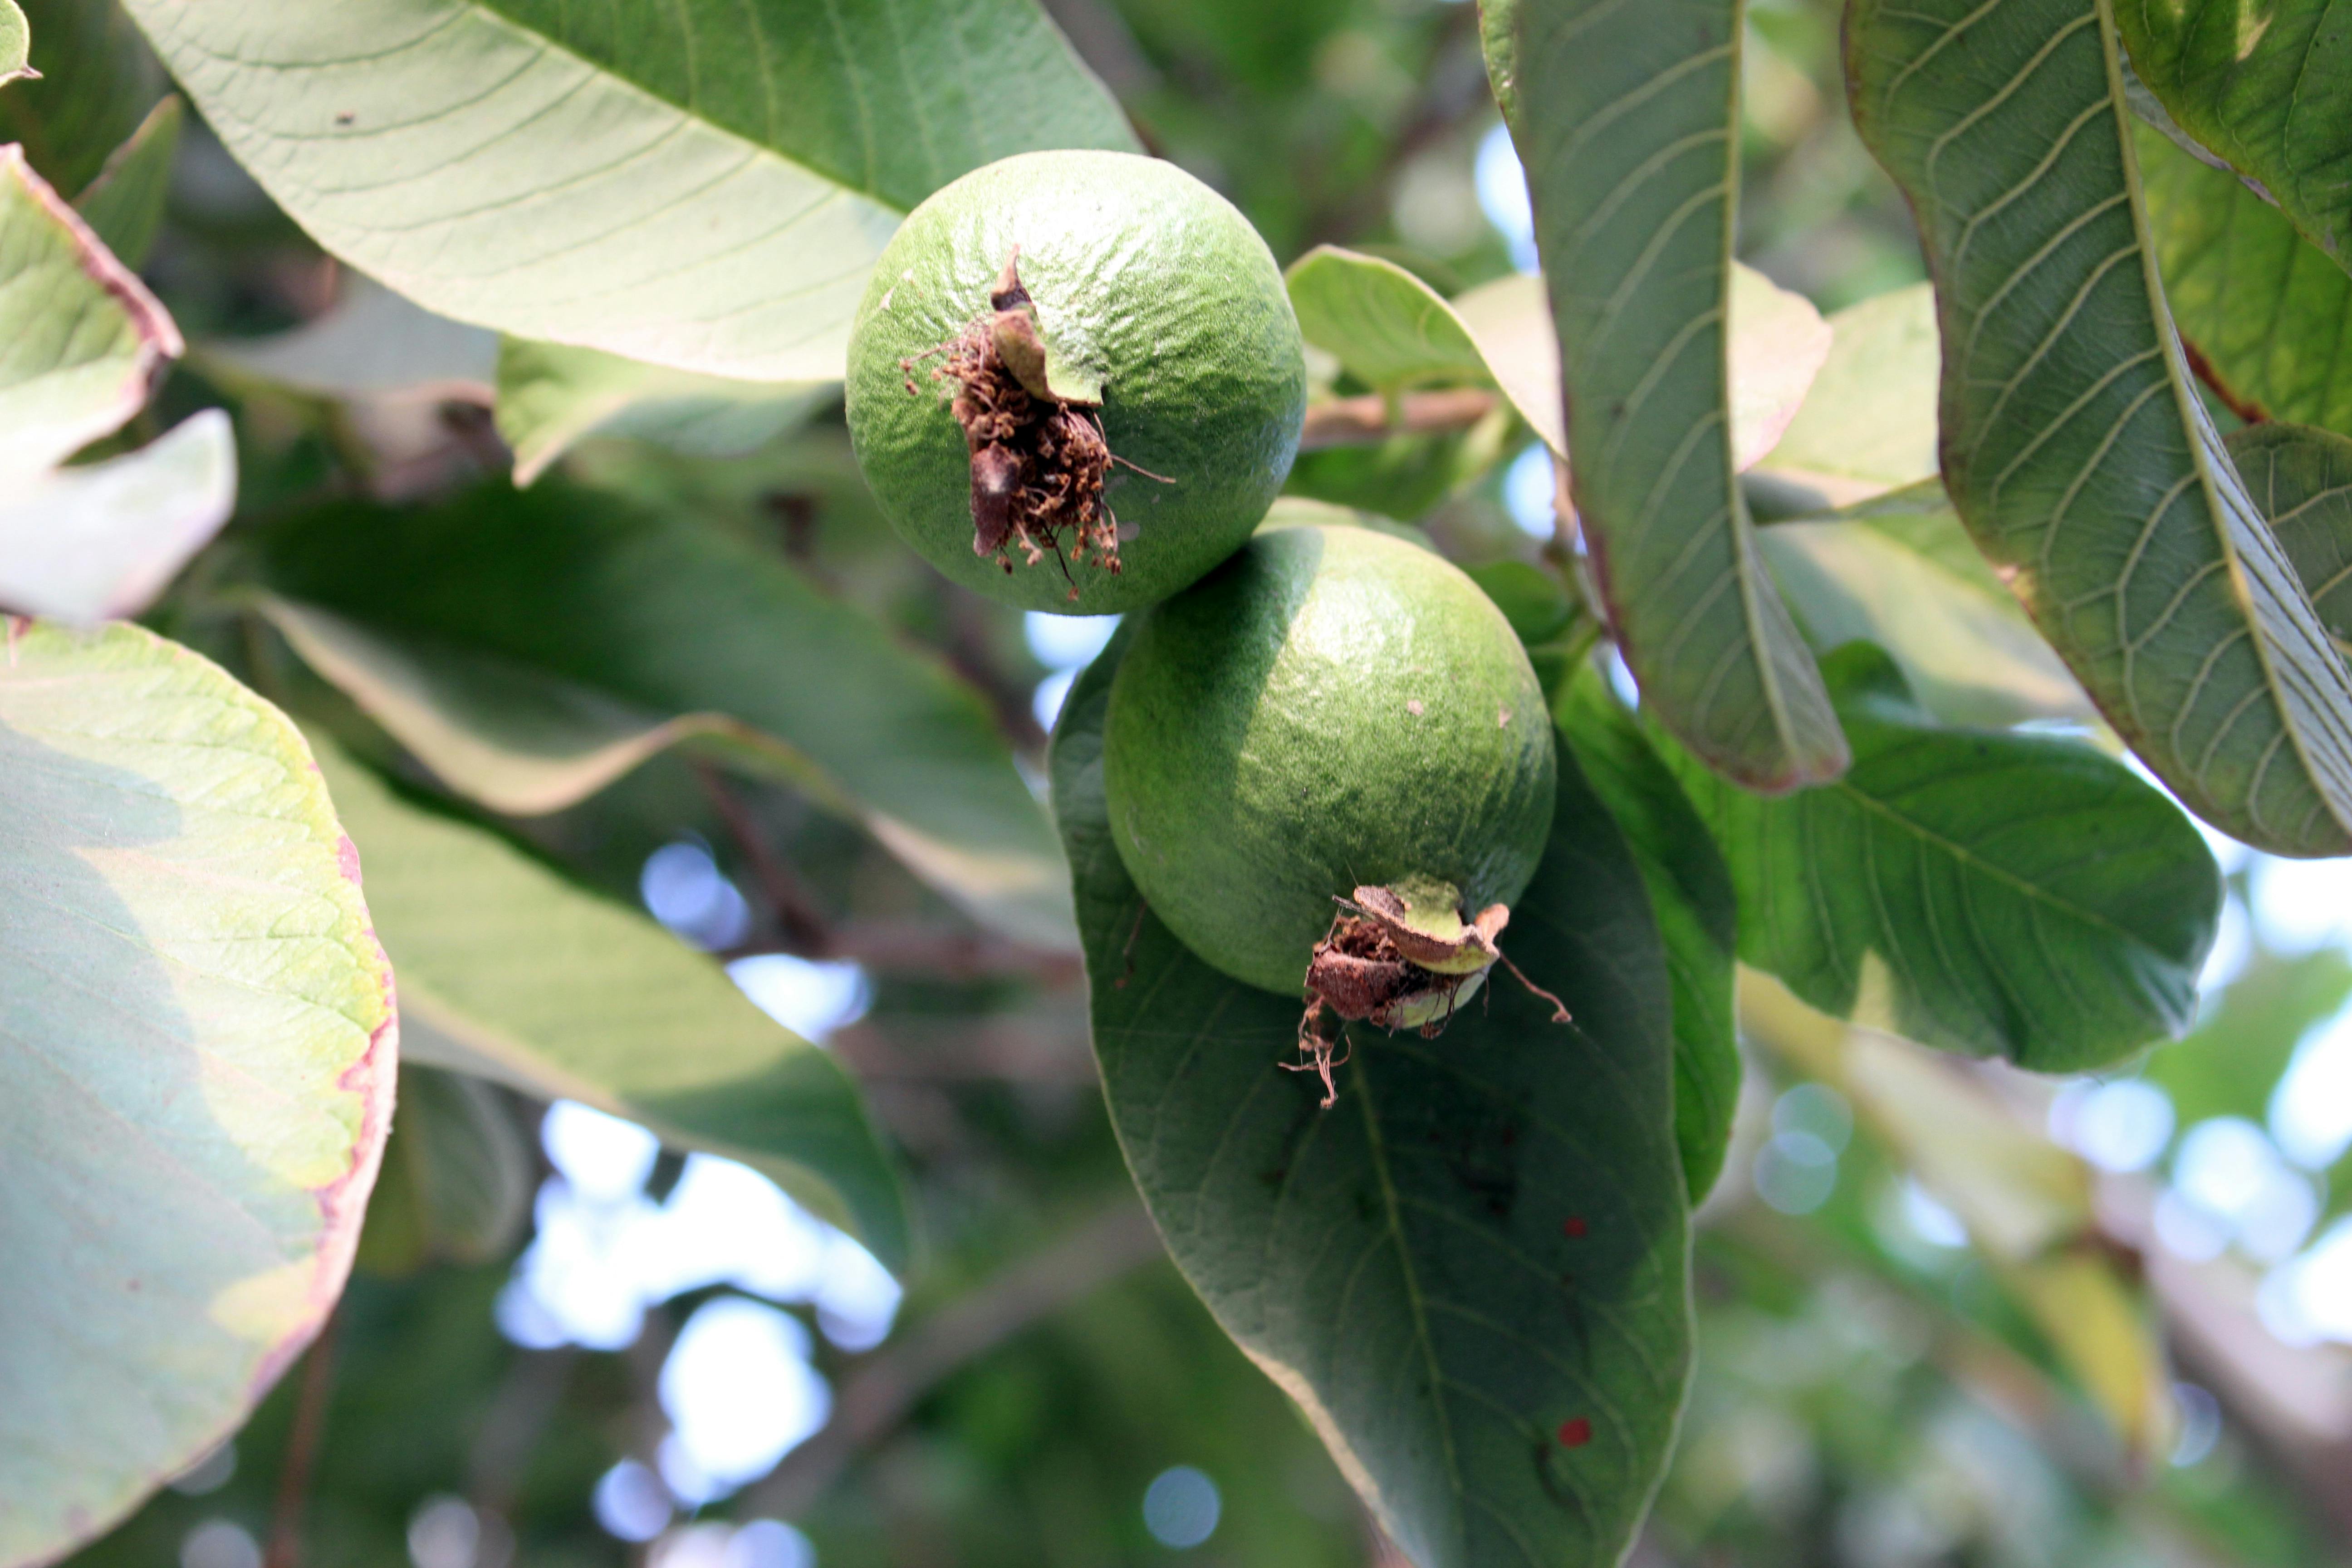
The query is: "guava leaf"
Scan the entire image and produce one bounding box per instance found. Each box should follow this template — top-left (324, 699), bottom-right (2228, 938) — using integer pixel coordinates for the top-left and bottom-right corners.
top-left (1490, 0), bottom-right (1847, 794)
top-left (2115, 0), bottom-right (2352, 275)
top-left (1849, 0), bottom-right (2352, 858)
top-left (2141, 122), bottom-right (2352, 436)
top-left (0, 142), bottom-right (179, 480)
top-left (356, 1063), bottom-right (531, 1276)
top-left (249, 483), bottom-right (1073, 949)
top-left (1553, 667), bottom-right (1738, 1203)
top-left (0, 2), bottom-right (27, 88)
top-left (198, 274), bottom-right (497, 405)
top-left (0, 621), bottom-right (396, 1568)
top-left (1750, 284), bottom-right (1941, 505)
top-left (0, 0), bottom-right (165, 196)
top-left (121, 0), bottom-right (1139, 382)
top-left (2231, 420), bottom-right (2352, 650)
top-left (1286, 246), bottom-right (1491, 392)
top-left (310, 735), bottom-right (911, 1270)
top-left (1756, 483), bottom-right (2097, 729)
top-left (0, 408), bottom-right (236, 623)
top-left (71, 91), bottom-right (176, 268)
top-left (1051, 631), bottom-right (1690, 1568)
top-left (495, 337), bottom-right (834, 487)
top-left (1664, 644), bottom-right (2220, 1072)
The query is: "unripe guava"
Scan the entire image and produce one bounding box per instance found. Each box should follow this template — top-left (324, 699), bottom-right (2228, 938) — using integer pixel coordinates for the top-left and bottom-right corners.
top-left (846, 150), bottom-right (1307, 614)
top-left (1102, 523), bottom-right (1558, 1042)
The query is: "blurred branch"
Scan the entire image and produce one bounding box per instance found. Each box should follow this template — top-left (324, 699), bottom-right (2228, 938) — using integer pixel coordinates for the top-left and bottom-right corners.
top-left (829, 1017), bottom-right (1095, 1083)
top-left (750, 1197), bottom-right (1165, 1516)
top-left (1299, 388), bottom-right (1501, 450)
top-left (263, 1313), bottom-right (342, 1568)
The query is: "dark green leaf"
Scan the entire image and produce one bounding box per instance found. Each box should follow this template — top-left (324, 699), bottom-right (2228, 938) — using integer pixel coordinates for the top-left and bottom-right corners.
top-left (312, 736), bottom-right (913, 1269)
top-left (1554, 666), bottom-right (1738, 1201)
top-left (251, 483), bottom-right (1073, 948)
top-left (1665, 644), bottom-right (2221, 1072)
top-left (357, 1064), bottom-right (532, 1275)
top-left (1848, 0), bottom-right (2352, 858)
top-left (0, 0), bottom-right (164, 195)
top-left (2116, 0), bottom-right (2352, 274)
top-left (2141, 122), bottom-right (2352, 436)
top-left (123, 0), bottom-right (1138, 379)
top-left (1051, 629), bottom-right (1690, 1568)
top-left (1493, 0), bottom-right (1846, 792)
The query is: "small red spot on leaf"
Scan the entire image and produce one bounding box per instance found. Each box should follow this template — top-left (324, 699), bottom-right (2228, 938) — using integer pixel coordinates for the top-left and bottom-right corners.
top-left (1557, 1418), bottom-right (1591, 1448)
top-left (1562, 1216), bottom-right (1587, 1238)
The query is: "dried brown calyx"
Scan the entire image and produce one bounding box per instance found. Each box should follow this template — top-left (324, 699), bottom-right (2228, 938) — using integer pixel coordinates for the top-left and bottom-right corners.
top-left (1288, 877), bottom-right (1571, 1107)
top-left (901, 249), bottom-right (1165, 600)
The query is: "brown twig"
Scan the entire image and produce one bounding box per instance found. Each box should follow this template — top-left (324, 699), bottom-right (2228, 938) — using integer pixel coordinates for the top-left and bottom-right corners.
top-left (2180, 333), bottom-right (2270, 425)
top-left (691, 762), bottom-right (836, 954)
top-left (1298, 388), bottom-right (1503, 450)
top-left (748, 1198), bottom-right (1165, 1516)
top-left (263, 1313), bottom-right (343, 1568)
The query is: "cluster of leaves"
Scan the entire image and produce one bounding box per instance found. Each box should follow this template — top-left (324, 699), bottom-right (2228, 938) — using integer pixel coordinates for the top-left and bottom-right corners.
top-left (10, 0), bottom-right (2352, 1565)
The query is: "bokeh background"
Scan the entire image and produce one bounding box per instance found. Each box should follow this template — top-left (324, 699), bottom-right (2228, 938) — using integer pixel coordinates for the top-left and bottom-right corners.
top-left (32, 0), bottom-right (2352, 1563)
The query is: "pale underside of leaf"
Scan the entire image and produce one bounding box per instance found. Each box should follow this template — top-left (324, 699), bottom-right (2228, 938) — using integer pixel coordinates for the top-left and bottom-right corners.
top-left (1847, 0), bottom-right (2352, 858)
top-left (0, 621), bottom-right (395, 1568)
top-left (198, 274), bottom-right (498, 405)
top-left (309, 735), bottom-right (910, 1269)
top-left (0, 409), bottom-right (236, 623)
top-left (71, 92), bottom-right (180, 270)
top-left (0, 142), bottom-right (179, 479)
top-left (1751, 283), bottom-right (1942, 505)
top-left (1505, 0), bottom-right (1846, 792)
top-left (0, 0), bottom-right (25, 88)
top-left (2230, 420), bottom-right (2352, 655)
top-left (122, 0), bottom-right (1137, 381)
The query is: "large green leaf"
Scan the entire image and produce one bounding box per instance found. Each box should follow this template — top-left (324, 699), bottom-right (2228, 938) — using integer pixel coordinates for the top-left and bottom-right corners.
top-left (1051, 630), bottom-right (1690, 1568)
top-left (2115, 0), bottom-right (2352, 273)
top-left (0, 408), bottom-right (235, 622)
top-left (2232, 421), bottom-right (2352, 647)
top-left (1553, 666), bottom-right (1738, 1203)
top-left (2140, 122), bottom-right (2352, 436)
top-left (0, 142), bottom-right (178, 479)
top-left (251, 483), bottom-right (1073, 948)
top-left (1665, 645), bottom-right (2220, 1072)
top-left (1757, 483), bottom-right (2097, 729)
top-left (1848, 0), bottom-right (2352, 858)
top-left (71, 91), bottom-right (176, 269)
top-left (494, 337), bottom-right (833, 486)
top-left (0, 622), bottom-right (396, 1567)
top-left (1286, 246), bottom-right (1491, 392)
top-left (1491, 0), bottom-right (1846, 793)
top-left (311, 736), bottom-right (911, 1269)
top-left (122, 0), bottom-right (1137, 381)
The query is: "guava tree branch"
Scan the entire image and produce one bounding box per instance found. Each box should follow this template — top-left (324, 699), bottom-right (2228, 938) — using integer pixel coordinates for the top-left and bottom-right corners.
top-left (749, 1197), bottom-right (1165, 1517)
top-left (1298, 388), bottom-right (1501, 450)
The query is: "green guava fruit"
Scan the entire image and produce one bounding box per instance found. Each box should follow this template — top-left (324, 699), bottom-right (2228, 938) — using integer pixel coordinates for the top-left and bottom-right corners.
top-left (1102, 523), bottom-right (1559, 1068)
top-left (845, 150), bottom-right (1307, 615)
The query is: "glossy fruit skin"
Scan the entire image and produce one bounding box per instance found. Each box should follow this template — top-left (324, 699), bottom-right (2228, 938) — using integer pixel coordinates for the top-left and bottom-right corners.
top-left (1102, 523), bottom-right (1557, 996)
top-left (846, 150), bottom-right (1306, 615)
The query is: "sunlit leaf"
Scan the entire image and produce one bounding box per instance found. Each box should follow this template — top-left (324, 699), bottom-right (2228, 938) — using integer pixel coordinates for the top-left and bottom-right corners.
top-left (0, 143), bottom-right (177, 479)
top-left (0, 1), bottom-right (27, 88)
top-left (1849, 0), bottom-right (2352, 858)
top-left (1555, 667), bottom-right (1739, 1201)
top-left (70, 90), bottom-right (176, 268)
top-left (0, 408), bottom-right (235, 622)
top-left (1286, 246), bottom-right (1490, 392)
top-left (122, 0), bottom-right (1138, 380)
top-left (1052, 627), bottom-right (1691, 1568)
top-left (311, 736), bottom-right (911, 1269)
top-left (1757, 483), bottom-right (2097, 728)
top-left (2140, 124), bottom-right (2352, 436)
top-left (1491, 0), bottom-right (1846, 792)
top-left (1669, 645), bottom-right (2220, 1072)
top-left (495, 338), bottom-right (833, 487)
top-left (0, 621), bottom-right (396, 1567)
top-left (2116, 0), bottom-right (2352, 274)
top-left (1751, 284), bottom-right (1940, 505)
top-left (252, 484), bottom-right (1074, 948)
